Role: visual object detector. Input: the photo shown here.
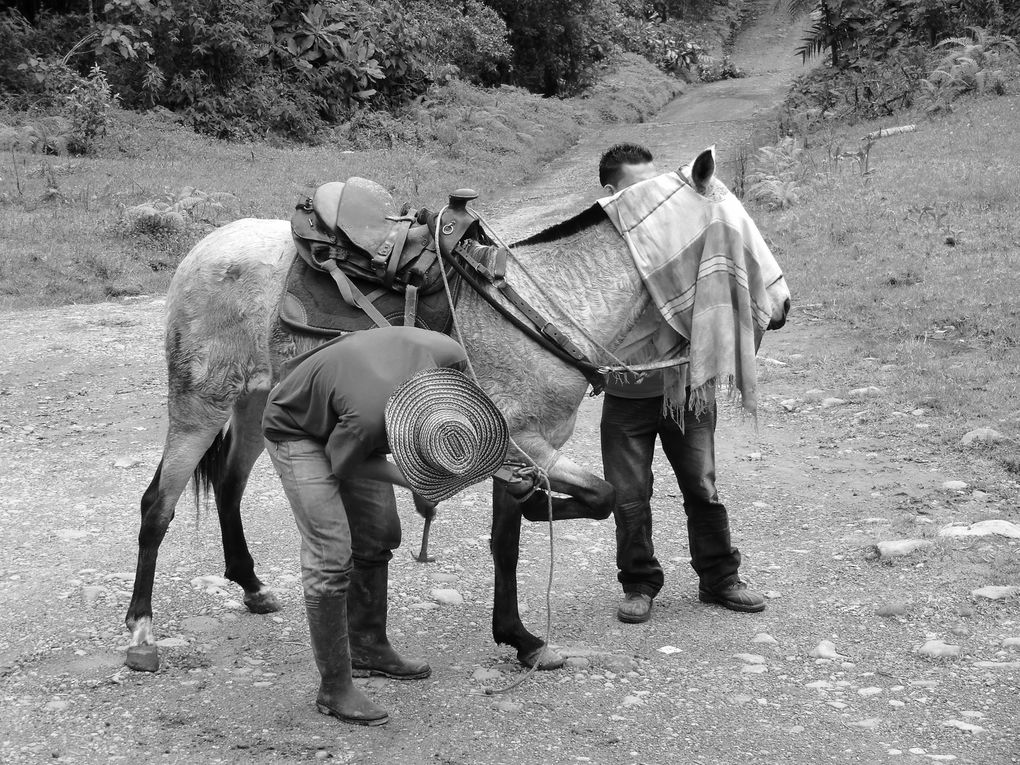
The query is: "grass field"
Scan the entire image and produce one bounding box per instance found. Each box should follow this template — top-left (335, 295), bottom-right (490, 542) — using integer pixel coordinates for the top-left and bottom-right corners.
top-left (0, 54), bottom-right (682, 308)
top-left (752, 93), bottom-right (1020, 468)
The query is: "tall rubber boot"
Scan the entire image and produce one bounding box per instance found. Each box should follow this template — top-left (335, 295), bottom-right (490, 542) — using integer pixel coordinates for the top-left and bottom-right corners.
top-left (348, 564), bottom-right (431, 680)
top-left (304, 594), bottom-right (390, 726)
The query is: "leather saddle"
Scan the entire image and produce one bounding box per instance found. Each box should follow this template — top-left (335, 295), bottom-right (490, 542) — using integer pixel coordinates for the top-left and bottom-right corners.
top-left (284, 177), bottom-right (479, 333)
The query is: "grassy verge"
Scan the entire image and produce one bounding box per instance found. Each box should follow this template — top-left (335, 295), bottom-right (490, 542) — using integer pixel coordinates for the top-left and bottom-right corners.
top-left (753, 93), bottom-right (1020, 471)
top-left (0, 54), bottom-right (682, 309)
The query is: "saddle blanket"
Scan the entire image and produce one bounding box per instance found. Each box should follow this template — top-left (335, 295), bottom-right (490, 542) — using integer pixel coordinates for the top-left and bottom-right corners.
top-left (279, 255), bottom-right (461, 336)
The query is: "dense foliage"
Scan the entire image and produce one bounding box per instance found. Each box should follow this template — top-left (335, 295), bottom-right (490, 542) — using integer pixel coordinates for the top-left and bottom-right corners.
top-left (778, 0), bottom-right (1020, 127)
top-left (0, 0), bottom-right (750, 144)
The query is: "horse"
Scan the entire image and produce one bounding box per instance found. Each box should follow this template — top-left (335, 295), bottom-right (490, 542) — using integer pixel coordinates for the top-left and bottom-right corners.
top-left (125, 148), bottom-right (791, 670)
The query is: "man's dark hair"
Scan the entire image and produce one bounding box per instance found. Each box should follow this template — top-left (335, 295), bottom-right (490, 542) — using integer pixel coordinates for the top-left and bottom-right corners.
top-left (599, 143), bottom-right (654, 187)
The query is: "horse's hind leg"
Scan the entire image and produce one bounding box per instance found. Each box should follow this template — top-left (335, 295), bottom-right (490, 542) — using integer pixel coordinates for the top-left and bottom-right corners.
top-left (127, 426), bottom-right (221, 654)
top-left (214, 390), bottom-right (280, 614)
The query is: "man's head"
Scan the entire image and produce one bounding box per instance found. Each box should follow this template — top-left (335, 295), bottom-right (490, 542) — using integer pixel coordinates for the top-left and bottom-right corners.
top-left (599, 143), bottom-right (657, 194)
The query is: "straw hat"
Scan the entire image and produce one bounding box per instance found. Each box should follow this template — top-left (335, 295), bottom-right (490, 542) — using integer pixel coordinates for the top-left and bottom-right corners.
top-left (385, 368), bottom-right (509, 504)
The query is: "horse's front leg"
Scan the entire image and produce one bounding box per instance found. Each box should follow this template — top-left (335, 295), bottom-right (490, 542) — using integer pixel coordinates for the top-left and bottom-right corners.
top-left (489, 440), bottom-right (616, 670)
top-left (515, 450), bottom-right (615, 522)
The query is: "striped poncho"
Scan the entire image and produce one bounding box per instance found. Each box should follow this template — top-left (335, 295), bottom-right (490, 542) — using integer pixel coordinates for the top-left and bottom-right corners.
top-left (599, 157), bottom-right (783, 418)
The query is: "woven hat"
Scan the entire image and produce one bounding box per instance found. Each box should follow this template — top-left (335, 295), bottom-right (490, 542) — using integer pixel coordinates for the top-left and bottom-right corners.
top-left (385, 368), bottom-right (509, 504)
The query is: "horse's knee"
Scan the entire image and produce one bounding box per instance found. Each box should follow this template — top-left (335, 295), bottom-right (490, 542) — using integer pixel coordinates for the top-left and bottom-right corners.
top-left (589, 482), bottom-right (616, 521)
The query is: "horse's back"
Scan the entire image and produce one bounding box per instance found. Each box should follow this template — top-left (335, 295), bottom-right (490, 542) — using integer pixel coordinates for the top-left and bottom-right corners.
top-left (165, 219), bottom-right (295, 408)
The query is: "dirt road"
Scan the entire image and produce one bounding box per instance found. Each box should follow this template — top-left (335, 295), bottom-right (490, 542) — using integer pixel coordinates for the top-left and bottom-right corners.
top-left (1, 6), bottom-right (1018, 765)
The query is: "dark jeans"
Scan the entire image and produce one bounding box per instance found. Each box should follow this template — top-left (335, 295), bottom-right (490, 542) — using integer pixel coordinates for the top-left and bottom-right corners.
top-left (600, 394), bottom-right (740, 597)
top-left (265, 438), bottom-right (400, 597)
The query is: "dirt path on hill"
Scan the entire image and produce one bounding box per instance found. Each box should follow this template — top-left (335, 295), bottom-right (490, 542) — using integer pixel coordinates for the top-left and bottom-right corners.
top-left (1, 5), bottom-right (1018, 765)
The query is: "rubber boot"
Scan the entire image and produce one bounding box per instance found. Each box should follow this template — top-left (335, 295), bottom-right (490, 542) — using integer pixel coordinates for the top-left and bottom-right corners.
top-left (304, 594), bottom-right (389, 726)
top-left (348, 564), bottom-right (431, 680)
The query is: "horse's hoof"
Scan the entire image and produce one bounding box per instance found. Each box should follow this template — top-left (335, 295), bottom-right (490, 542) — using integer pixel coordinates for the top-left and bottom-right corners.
top-left (125, 644), bottom-right (160, 672)
top-left (518, 645), bottom-right (564, 670)
top-left (244, 589), bottom-right (282, 614)
top-left (414, 553), bottom-right (436, 563)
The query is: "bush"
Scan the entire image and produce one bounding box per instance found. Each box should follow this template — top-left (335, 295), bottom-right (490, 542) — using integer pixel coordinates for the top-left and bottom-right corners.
top-left (66, 64), bottom-right (120, 153)
top-left (408, 0), bottom-right (512, 86)
top-left (487, 0), bottom-right (623, 95)
top-left (923, 27), bottom-right (1020, 111)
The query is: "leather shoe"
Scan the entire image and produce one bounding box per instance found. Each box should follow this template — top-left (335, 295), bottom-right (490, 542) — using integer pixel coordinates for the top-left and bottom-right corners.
top-left (698, 581), bottom-right (766, 613)
top-left (616, 592), bottom-right (653, 623)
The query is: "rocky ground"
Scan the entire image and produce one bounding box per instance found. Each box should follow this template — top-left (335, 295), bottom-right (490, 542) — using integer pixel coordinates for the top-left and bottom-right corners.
top-left (1, 6), bottom-right (1018, 765)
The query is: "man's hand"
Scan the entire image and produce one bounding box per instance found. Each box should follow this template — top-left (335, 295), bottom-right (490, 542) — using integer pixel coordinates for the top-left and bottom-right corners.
top-left (413, 493), bottom-right (437, 521)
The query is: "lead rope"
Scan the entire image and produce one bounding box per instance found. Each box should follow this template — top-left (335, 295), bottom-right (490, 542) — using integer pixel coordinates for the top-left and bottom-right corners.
top-left (433, 207), bottom-right (555, 694)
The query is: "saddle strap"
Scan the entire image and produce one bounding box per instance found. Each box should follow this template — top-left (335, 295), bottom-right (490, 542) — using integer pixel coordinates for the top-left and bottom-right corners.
top-left (323, 260), bottom-right (392, 329)
top-left (377, 216), bottom-right (414, 289)
top-left (404, 284), bottom-right (419, 327)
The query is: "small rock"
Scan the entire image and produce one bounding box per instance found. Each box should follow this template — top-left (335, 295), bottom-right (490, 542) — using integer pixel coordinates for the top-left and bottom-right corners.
top-left (658, 645), bottom-right (682, 655)
top-left (472, 668), bottom-right (501, 682)
top-left (868, 539), bottom-right (932, 559)
top-left (942, 719), bottom-right (984, 733)
top-left (125, 644), bottom-right (160, 672)
top-left (733, 653), bottom-right (766, 664)
top-left (971, 585), bottom-right (1019, 601)
top-left (826, 701), bottom-right (849, 709)
top-left (113, 456), bottom-right (143, 469)
top-left (81, 586), bottom-right (106, 605)
top-left (621, 695), bottom-right (644, 708)
top-left (1002, 637), bottom-right (1020, 650)
top-left (805, 680), bottom-right (831, 689)
top-left (156, 637), bottom-right (187, 648)
top-left (495, 700), bottom-right (522, 713)
top-left (858, 687), bottom-right (883, 696)
top-left (44, 700), bottom-right (70, 712)
top-left (959, 427), bottom-right (1007, 446)
top-left (431, 588), bottom-right (464, 605)
top-left (848, 386), bottom-right (883, 399)
top-left (939, 520), bottom-right (1020, 539)
top-left (809, 640), bottom-right (847, 660)
top-left (821, 397), bottom-right (848, 408)
top-left (914, 640), bottom-right (960, 659)
top-left (741, 664), bottom-right (767, 674)
top-left (941, 480), bottom-right (968, 492)
top-left (876, 602), bottom-right (908, 617)
top-left (804, 389), bottom-right (826, 402)
top-left (889, 699), bottom-right (906, 707)
top-left (752, 633), bottom-right (778, 644)
top-left (780, 399), bottom-right (800, 412)
top-left (849, 718), bottom-right (881, 729)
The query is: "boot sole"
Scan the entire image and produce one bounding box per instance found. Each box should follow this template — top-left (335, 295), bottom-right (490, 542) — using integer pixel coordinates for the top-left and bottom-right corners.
top-left (351, 666), bottom-right (432, 680)
top-left (316, 702), bottom-right (389, 726)
top-left (616, 607), bottom-right (652, 624)
top-left (698, 592), bottom-right (766, 613)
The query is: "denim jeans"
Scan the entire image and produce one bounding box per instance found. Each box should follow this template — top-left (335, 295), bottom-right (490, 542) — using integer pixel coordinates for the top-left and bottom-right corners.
top-left (264, 438), bottom-right (401, 598)
top-left (600, 395), bottom-right (740, 597)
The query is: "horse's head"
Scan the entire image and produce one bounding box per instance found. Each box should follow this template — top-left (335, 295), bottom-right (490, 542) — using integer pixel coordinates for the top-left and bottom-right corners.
top-left (688, 147), bottom-right (791, 333)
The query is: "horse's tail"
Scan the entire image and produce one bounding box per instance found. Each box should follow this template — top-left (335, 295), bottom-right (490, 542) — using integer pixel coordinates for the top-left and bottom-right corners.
top-left (192, 425), bottom-right (231, 523)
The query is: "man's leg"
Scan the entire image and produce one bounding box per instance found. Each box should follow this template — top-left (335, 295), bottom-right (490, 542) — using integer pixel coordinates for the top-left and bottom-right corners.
top-left (601, 394), bottom-right (663, 623)
top-left (660, 406), bottom-right (764, 612)
top-left (341, 478), bottom-right (430, 679)
top-left (264, 439), bottom-right (389, 725)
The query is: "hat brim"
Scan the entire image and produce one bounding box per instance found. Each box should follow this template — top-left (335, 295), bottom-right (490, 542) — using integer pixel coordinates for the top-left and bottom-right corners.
top-left (385, 368), bottom-right (509, 504)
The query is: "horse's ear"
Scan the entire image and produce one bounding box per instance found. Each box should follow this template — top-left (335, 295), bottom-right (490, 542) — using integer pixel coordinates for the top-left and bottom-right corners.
top-left (691, 146), bottom-right (716, 193)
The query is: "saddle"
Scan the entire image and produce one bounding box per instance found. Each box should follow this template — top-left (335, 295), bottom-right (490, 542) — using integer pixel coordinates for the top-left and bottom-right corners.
top-left (284, 178), bottom-right (478, 333)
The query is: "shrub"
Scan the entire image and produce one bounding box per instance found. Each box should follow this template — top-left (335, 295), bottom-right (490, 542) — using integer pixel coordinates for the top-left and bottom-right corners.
top-left (924, 26), bottom-right (1019, 110)
top-left (66, 64), bottom-right (120, 154)
top-left (487, 0), bottom-right (623, 95)
top-left (408, 0), bottom-right (512, 86)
